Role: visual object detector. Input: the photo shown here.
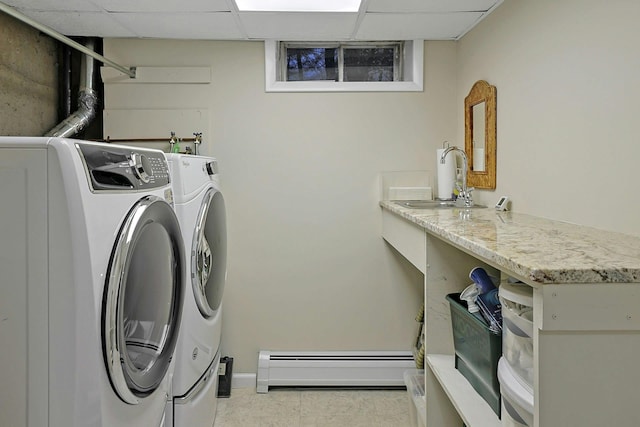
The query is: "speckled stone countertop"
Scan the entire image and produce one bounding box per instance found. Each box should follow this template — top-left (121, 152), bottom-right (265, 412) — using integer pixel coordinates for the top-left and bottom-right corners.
top-left (380, 200), bottom-right (640, 285)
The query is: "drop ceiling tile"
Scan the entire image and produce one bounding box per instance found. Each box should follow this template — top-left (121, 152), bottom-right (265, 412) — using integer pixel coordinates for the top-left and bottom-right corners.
top-left (4, 0), bottom-right (504, 40)
top-left (3, 0), bottom-right (101, 11)
top-left (239, 12), bottom-right (357, 40)
top-left (356, 12), bottom-right (484, 40)
top-left (366, 0), bottom-right (499, 13)
top-left (112, 12), bottom-right (244, 39)
top-left (17, 11), bottom-right (137, 37)
top-left (96, 0), bottom-right (231, 13)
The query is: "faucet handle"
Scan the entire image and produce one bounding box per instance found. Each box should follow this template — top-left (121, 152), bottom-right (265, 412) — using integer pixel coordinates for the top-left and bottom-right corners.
top-left (458, 187), bottom-right (475, 208)
top-left (464, 187), bottom-right (475, 202)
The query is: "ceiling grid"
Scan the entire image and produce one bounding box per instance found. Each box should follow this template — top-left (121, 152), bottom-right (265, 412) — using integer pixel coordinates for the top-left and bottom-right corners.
top-left (0, 0), bottom-right (503, 40)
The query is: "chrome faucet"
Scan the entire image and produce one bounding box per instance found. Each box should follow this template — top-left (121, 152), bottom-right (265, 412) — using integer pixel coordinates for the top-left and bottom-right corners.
top-left (440, 146), bottom-right (474, 208)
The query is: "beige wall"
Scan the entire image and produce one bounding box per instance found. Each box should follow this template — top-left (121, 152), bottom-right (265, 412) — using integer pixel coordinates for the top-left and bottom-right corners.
top-left (103, 40), bottom-right (458, 372)
top-left (104, 0), bottom-right (640, 373)
top-left (0, 13), bottom-right (58, 136)
top-left (457, 0), bottom-right (640, 235)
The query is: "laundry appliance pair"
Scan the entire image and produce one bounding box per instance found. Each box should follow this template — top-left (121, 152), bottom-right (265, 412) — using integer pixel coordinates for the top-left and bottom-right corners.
top-left (166, 153), bottom-right (227, 427)
top-left (0, 137), bottom-right (227, 427)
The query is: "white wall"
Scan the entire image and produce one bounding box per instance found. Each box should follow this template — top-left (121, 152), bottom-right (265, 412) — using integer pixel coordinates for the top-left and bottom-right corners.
top-left (103, 40), bottom-right (458, 372)
top-left (457, 0), bottom-right (640, 236)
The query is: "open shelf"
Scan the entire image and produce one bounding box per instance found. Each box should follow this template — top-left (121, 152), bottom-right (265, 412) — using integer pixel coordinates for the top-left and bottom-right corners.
top-left (426, 354), bottom-right (501, 427)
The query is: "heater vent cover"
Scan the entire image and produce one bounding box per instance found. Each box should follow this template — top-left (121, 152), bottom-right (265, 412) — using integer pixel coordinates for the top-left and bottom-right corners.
top-left (257, 350), bottom-right (415, 393)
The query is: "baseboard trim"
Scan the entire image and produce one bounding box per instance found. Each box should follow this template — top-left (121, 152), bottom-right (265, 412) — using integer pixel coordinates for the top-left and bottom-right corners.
top-left (232, 373), bottom-right (256, 389)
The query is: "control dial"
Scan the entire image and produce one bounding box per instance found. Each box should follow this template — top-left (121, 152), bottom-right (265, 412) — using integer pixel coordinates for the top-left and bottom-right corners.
top-left (205, 160), bottom-right (218, 176)
top-left (130, 152), bottom-right (151, 183)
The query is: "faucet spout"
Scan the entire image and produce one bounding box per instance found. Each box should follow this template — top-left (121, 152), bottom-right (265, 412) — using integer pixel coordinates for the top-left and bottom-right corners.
top-left (440, 146), bottom-right (474, 207)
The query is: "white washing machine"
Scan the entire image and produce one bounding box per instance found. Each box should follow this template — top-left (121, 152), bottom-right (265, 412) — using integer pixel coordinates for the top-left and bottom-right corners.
top-left (0, 137), bottom-right (185, 427)
top-left (166, 154), bottom-right (227, 427)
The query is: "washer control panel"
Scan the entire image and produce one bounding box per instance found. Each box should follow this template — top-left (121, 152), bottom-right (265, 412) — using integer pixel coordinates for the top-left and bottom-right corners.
top-left (77, 142), bottom-right (170, 191)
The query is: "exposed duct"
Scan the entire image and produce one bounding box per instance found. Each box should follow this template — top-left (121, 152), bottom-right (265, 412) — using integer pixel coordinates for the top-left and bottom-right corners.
top-left (45, 38), bottom-right (98, 138)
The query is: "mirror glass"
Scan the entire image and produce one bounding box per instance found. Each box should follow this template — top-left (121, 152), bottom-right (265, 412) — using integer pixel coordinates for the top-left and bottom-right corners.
top-left (471, 102), bottom-right (486, 172)
top-left (464, 80), bottom-right (496, 189)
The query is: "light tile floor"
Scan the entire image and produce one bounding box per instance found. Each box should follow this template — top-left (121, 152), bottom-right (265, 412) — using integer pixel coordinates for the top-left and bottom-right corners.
top-left (214, 388), bottom-right (412, 427)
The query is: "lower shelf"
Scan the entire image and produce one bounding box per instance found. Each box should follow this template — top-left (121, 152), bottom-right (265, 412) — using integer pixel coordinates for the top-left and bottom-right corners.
top-left (426, 354), bottom-right (501, 427)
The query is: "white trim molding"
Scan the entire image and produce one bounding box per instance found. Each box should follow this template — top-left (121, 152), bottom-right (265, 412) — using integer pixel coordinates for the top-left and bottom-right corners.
top-left (231, 373), bottom-right (257, 389)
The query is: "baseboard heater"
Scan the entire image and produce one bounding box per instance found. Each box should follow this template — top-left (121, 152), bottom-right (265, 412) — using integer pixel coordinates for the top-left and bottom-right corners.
top-left (257, 350), bottom-right (415, 393)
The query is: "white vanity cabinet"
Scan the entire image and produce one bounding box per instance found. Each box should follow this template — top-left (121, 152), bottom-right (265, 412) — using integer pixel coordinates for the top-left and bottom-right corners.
top-left (380, 203), bottom-right (640, 427)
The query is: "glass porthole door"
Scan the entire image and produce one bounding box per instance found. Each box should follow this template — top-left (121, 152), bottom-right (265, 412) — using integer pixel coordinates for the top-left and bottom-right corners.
top-left (192, 189), bottom-right (227, 318)
top-left (103, 196), bottom-right (184, 404)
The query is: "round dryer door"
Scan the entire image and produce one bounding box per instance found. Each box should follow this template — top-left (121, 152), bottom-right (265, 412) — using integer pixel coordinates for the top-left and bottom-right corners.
top-left (103, 196), bottom-right (184, 405)
top-left (192, 188), bottom-right (227, 318)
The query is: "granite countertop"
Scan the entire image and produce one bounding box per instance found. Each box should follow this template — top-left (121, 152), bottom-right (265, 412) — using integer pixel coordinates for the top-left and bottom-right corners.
top-left (380, 200), bottom-right (640, 285)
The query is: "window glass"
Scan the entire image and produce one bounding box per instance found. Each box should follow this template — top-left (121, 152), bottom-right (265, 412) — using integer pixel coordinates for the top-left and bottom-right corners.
top-left (343, 47), bottom-right (396, 82)
top-left (286, 47), bottom-right (338, 81)
top-left (282, 42), bottom-right (402, 83)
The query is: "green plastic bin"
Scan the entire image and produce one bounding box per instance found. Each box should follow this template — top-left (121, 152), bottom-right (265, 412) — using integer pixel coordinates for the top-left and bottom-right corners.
top-left (446, 292), bottom-right (502, 417)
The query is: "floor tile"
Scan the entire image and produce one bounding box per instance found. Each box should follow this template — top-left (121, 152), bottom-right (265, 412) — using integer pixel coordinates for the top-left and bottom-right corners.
top-left (213, 388), bottom-right (410, 427)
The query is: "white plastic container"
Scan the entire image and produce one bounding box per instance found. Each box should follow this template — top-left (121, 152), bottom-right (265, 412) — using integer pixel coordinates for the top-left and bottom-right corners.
top-left (404, 369), bottom-right (426, 427)
top-left (498, 358), bottom-right (534, 427)
top-left (499, 281), bottom-right (534, 390)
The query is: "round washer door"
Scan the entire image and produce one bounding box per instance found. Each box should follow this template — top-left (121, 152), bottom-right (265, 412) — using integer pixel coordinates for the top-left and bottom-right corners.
top-left (192, 188), bottom-right (227, 318)
top-left (103, 195), bottom-right (184, 404)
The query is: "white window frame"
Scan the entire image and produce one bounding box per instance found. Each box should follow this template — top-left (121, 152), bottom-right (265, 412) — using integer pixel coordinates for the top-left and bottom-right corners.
top-left (264, 39), bottom-right (423, 93)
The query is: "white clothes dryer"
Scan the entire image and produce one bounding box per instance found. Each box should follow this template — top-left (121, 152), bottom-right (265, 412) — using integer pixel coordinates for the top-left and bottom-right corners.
top-left (166, 154), bottom-right (227, 427)
top-left (0, 137), bottom-right (185, 427)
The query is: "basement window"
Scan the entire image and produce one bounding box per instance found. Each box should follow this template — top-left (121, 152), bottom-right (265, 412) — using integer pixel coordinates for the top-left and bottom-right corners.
top-left (265, 40), bottom-right (423, 92)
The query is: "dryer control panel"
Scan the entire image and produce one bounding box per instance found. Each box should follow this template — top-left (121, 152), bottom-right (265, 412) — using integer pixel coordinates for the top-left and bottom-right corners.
top-left (77, 143), bottom-right (171, 191)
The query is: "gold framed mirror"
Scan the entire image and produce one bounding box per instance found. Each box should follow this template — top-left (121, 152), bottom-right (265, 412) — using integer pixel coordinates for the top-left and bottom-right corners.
top-left (464, 80), bottom-right (496, 189)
